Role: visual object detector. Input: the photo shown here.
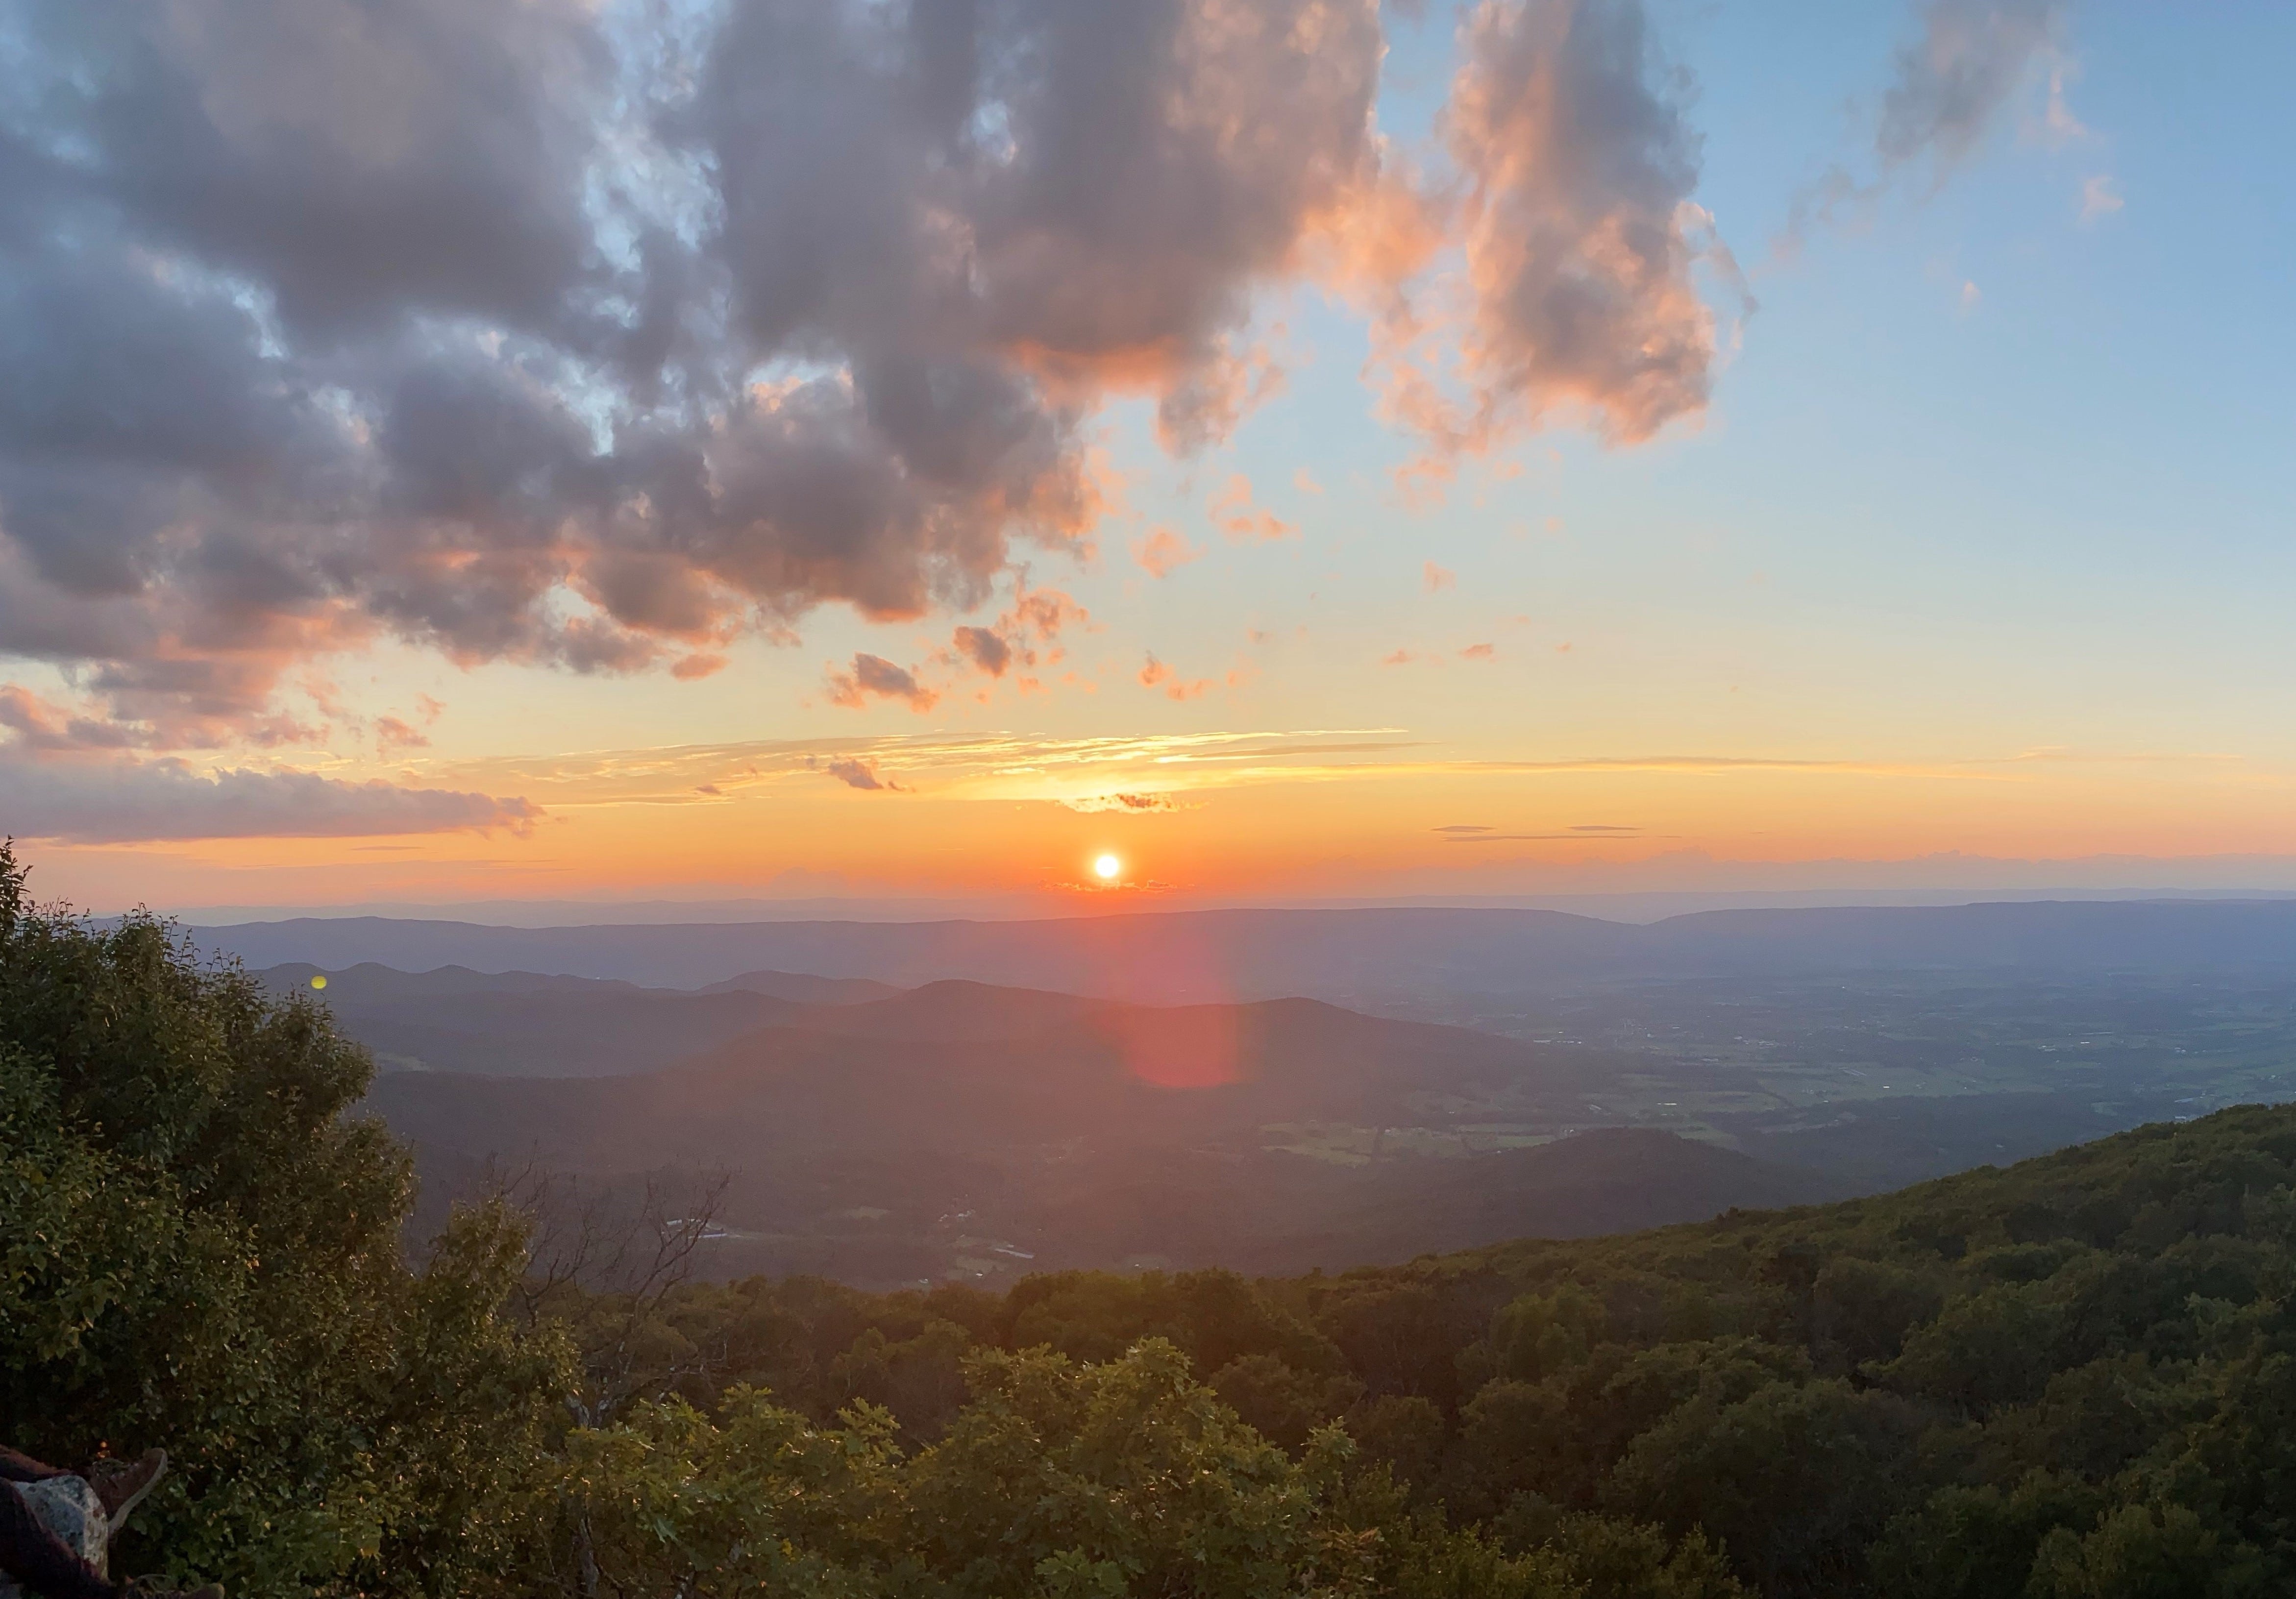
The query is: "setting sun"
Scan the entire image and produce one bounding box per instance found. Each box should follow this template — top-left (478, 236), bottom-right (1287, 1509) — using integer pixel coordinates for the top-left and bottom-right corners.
top-left (1092, 853), bottom-right (1122, 882)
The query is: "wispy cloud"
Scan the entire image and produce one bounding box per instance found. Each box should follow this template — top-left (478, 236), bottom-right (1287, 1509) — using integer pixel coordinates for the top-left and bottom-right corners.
top-left (1787, 0), bottom-right (2073, 245)
top-left (2079, 173), bottom-right (2123, 222)
top-left (0, 753), bottom-right (537, 844)
top-left (1059, 792), bottom-right (1186, 813)
top-left (400, 733), bottom-right (2257, 828)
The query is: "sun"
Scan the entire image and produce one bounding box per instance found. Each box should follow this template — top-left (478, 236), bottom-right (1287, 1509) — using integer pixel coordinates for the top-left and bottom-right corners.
top-left (1092, 853), bottom-right (1123, 883)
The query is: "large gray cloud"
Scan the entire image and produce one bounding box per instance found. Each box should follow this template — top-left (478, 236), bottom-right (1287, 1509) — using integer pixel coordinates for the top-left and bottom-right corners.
top-left (0, 0), bottom-right (1400, 742)
top-left (0, 0), bottom-right (1725, 745)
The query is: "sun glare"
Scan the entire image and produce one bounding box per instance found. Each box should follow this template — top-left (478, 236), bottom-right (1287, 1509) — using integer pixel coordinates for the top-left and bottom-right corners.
top-left (1092, 853), bottom-right (1122, 882)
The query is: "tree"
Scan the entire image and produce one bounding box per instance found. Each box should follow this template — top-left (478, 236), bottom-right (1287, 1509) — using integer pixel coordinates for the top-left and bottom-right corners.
top-left (0, 846), bottom-right (565, 1597)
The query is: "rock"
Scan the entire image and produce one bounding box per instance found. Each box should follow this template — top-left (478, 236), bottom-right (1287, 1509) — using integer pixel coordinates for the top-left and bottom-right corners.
top-left (0, 1476), bottom-right (108, 1599)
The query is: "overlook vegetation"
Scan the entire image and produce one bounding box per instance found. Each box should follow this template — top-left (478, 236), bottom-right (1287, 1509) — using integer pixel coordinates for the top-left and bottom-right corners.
top-left (8, 855), bottom-right (2296, 1597)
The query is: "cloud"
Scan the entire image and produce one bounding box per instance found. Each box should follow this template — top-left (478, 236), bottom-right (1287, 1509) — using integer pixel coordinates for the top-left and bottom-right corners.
top-left (823, 756), bottom-right (905, 792)
top-left (0, 686), bottom-right (149, 753)
top-left (825, 653), bottom-right (938, 712)
top-left (1208, 475), bottom-right (1297, 543)
top-left (1372, 0), bottom-right (1724, 463)
top-left (2079, 174), bottom-right (2123, 222)
top-left (1877, 0), bottom-right (2067, 178)
top-left (1138, 652), bottom-right (1215, 701)
top-left (0, 0), bottom-right (1393, 744)
top-left (373, 715), bottom-right (431, 753)
top-left (1460, 641), bottom-right (1495, 659)
top-left (945, 585), bottom-right (1091, 687)
top-left (1435, 821), bottom-right (1641, 841)
top-left (1788, 0), bottom-right (2070, 241)
top-left (1060, 792), bottom-right (1181, 813)
top-left (1424, 562), bottom-right (1457, 592)
top-left (1442, 830), bottom-right (1655, 842)
top-left (953, 627), bottom-right (1013, 678)
top-left (1134, 526), bottom-right (1203, 580)
top-left (0, 752), bottom-right (537, 843)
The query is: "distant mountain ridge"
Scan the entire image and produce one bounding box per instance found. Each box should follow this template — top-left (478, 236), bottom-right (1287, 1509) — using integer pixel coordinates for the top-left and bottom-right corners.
top-left (210, 898), bottom-right (2296, 1003)
top-left (260, 962), bottom-right (898, 1076)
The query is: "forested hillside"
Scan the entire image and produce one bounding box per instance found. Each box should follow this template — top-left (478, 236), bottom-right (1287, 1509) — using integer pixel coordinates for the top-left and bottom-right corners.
top-left (10, 860), bottom-right (2296, 1597)
top-left (577, 1103), bottom-right (2296, 1597)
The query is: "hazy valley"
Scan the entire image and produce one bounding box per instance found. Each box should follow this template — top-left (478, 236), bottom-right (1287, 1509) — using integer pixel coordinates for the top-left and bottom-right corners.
top-left (231, 900), bottom-right (2296, 1289)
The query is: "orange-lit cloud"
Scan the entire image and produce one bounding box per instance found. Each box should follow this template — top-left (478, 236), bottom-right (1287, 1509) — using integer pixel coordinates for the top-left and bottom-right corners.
top-left (1364, 0), bottom-right (1728, 475)
top-left (1134, 526), bottom-right (1204, 579)
top-left (1209, 475), bottom-right (1297, 543)
top-left (1139, 653), bottom-right (1217, 701)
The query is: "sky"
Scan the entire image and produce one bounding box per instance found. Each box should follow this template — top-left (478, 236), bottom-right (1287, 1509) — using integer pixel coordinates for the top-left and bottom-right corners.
top-left (1, 0), bottom-right (2292, 916)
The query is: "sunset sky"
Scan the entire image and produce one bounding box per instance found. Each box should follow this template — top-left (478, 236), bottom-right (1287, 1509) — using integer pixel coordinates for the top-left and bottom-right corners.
top-left (3, 0), bottom-right (2292, 914)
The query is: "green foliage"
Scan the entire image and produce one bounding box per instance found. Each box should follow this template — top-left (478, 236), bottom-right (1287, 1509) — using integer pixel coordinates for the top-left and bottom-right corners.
top-left (0, 848), bottom-right (566, 1597)
top-left (606, 1103), bottom-right (2296, 1596)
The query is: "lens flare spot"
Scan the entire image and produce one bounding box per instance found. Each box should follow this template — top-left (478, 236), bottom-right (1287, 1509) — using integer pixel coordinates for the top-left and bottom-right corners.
top-left (1093, 853), bottom-right (1122, 882)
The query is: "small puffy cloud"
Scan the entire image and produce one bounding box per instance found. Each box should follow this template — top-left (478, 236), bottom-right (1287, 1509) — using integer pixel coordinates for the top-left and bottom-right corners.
top-left (2079, 174), bottom-right (2123, 222)
top-left (824, 756), bottom-right (905, 792)
top-left (953, 626), bottom-right (1013, 677)
top-left (1138, 652), bottom-right (1216, 701)
top-left (1209, 475), bottom-right (1296, 543)
top-left (1424, 562), bottom-right (1457, 592)
top-left (1134, 526), bottom-right (1203, 580)
top-left (1460, 641), bottom-right (1496, 659)
top-left (1294, 467), bottom-right (1326, 495)
top-left (825, 654), bottom-right (938, 712)
top-left (1382, 648), bottom-right (1420, 666)
top-left (946, 586), bottom-right (1091, 686)
top-left (0, 752), bottom-right (537, 843)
